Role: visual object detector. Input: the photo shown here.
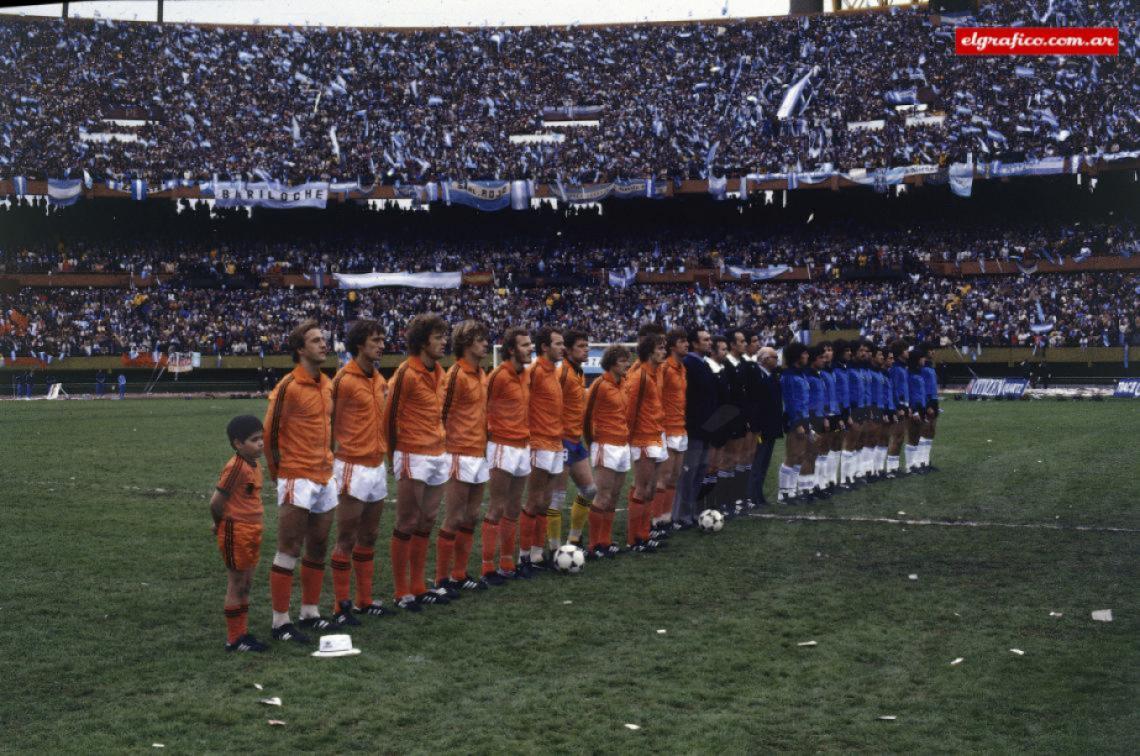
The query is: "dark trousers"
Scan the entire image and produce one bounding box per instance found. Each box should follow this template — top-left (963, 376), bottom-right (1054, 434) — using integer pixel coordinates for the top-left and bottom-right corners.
top-left (672, 438), bottom-right (709, 525)
top-left (748, 438), bottom-right (777, 505)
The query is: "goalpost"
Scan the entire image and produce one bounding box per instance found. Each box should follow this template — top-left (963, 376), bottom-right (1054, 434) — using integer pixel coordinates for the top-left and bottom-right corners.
top-left (491, 342), bottom-right (636, 376)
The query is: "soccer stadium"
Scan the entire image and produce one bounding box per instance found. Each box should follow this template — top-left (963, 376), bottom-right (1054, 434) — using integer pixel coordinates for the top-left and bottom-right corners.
top-left (0, 0), bottom-right (1136, 751)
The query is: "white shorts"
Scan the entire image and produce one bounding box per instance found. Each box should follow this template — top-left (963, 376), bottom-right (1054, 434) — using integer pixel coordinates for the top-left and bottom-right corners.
top-left (632, 443), bottom-right (668, 463)
top-left (530, 448), bottom-right (565, 475)
top-left (450, 453), bottom-right (490, 485)
top-left (487, 441), bottom-right (531, 477)
top-left (334, 459), bottom-right (388, 503)
top-left (666, 434), bottom-right (689, 452)
top-left (277, 477), bottom-right (338, 514)
top-left (590, 442), bottom-right (632, 473)
top-left (393, 450), bottom-right (450, 487)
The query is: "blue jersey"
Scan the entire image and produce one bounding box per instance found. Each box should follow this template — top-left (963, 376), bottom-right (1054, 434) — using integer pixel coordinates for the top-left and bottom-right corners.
top-left (780, 368), bottom-right (810, 421)
top-left (922, 365), bottom-right (939, 403)
top-left (847, 365), bottom-right (864, 408)
top-left (908, 369), bottom-right (928, 408)
top-left (889, 364), bottom-right (910, 408)
top-left (880, 370), bottom-right (896, 411)
top-left (821, 368), bottom-right (839, 415)
top-left (859, 364), bottom-right (875, 408)
top-left (806, 371), bottom-right (826, 417)
top-left (833, 364), bottom-right (850, 409)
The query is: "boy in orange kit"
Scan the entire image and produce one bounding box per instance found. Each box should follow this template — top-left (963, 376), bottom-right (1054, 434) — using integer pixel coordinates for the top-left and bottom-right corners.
top-left (209, 415), bottom-right (268, 652)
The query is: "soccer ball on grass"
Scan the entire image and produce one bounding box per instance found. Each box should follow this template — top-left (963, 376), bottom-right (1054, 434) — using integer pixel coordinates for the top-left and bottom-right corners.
top-left (553, 544), bottom-right (586, 574)
top-left (698, 509), bottom-right (725, 533)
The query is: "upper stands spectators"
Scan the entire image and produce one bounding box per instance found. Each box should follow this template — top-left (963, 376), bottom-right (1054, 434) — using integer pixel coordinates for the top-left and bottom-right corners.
top-left (0, 0), bottom-right (1134, 183)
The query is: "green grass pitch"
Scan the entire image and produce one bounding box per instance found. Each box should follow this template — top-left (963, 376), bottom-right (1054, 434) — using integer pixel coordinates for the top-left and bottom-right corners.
top-left (1, 399), bottom-right (1136, 752)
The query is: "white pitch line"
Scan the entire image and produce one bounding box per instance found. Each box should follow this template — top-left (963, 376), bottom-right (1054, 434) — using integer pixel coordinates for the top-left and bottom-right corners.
top-left (746, 512), bottom-right (1140, 534)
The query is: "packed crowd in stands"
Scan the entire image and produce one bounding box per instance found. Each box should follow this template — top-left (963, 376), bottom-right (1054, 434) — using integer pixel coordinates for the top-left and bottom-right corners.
top-left (0, 0), bottom-right (1135, 183)
top-left (2, 217), bottom-right (1135, 278)
top-left (4, 271), bottom-right (1136, 362)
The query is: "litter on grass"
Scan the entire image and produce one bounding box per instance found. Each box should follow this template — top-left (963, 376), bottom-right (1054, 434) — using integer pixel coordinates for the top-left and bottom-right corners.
top-left (797, 641), bottom-right (818, 647)
top-left (624, 723), bottom-right (642, 730)
top-left (950, 657), bottom-right (964, 666)
top-left (268, 720), bottom-right (286, 726)
top-left (1010, 649), bottom-right (1025, 656)
top-left (656, 629), bottom-right (667, 634)
top-left (1091, 609), bottom-right (1113, 622)
top-left (562, 600), bottom-right (573, 605)
top-left (1049, 611), bottom-right (1064, 618)
top-left (258, 697), bottom-right (282, 707)
top-left (253, 683), bottom-right (263, 691)
top-left (908, 574), bottom-right (918, 581)
top-left (897, 511), bottom-right (906, 515)
top-left (152, 746), bottom-right (165, 749)
top-left (878, 716), bottom-right (897, 721)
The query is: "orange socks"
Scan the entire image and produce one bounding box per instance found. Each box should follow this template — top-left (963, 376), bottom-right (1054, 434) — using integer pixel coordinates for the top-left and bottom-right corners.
top-left (627, 494), bottom-right (647, 546)
top-left (602, 509), bottom-right (616, 546)
top-left (330, 550), bottom-right (352, 609)
top-left (498, 516), bottom-right (518, 572)
top-left (588, 506), bottom-right (605, 550)
top-left (351, 546), bottom-right (375, 609)
top-left (300, 558), bottom-right (324, 608)
top-left (269, 564), bottom-right (293, 614)
top-left (519, 511), bottom-right (536, 554)
top-left (533, 511), bottom-right (547, 554)
top-left (390, 530), bottom-right (412, 599)
top-left (410, 530), bottom-right (430, 596)
top-left (224, 604), bottom-right (247, 644)
top-left (435, 530), bottom-right (456, 585)
top-left (481, 518), bottom-right (499, 576)
top-left (452, 526), bottom-right (475, 582)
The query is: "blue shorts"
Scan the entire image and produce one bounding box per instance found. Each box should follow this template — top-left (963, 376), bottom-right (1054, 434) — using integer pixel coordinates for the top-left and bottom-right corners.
top-left (563, 439), bottom-right (588, 465)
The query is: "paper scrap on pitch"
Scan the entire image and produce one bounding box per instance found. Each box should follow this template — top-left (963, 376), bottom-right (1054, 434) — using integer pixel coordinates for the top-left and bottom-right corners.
top-left (950, 657), bottom-right (964, 666)
top-left (268, 720), bottom-right (286, 726)
top-left (624, 723), bottom-right (641, 730)
top-left (797, 640), bottom-right (818, 647)
top-left (253, 683), bottom-right (264, 691)
top-left (908, 574), bottom-right (918, 581)
top-left (878, 715), bottom-right (897, 721)
top-left (1091, 609), bottom-right (1113, 622)
top-left (1048, 611), bottom-right (1063, 618)
top-left (562, 600), bottom-right (573, 605)
top-left (1010, 648), bottom-right (1025, 656)
top-left (259, 697), bottom-right (283, 707)
top-left (656, 629), bottom-right (667, 634)
top-left (152, 746), bottom-right (165, 749)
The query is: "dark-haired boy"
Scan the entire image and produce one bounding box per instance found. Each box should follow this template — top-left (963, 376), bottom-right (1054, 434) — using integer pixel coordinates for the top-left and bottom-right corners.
top-left (209, 415), bottom-right (267, 652)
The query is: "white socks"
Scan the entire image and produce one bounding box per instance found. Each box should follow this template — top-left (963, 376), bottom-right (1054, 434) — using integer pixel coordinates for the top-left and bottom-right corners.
top-left (920, 438), bottom-right (933, 466)
top-left (905, 444), bottom-right (918, 471)
top-left (887, 455), bottom-right (900, 473)
top-left (841, 450), bottom-right (856, 483)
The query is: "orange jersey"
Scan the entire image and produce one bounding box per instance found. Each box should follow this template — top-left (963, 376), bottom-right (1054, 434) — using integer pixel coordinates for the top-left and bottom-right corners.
top-left (661, 355), bottom-right (688, 435)
top-left (584, 371), bottom-right (629, 446)
top-left (623, 360), bottom-right (666, 446)
top-left (385, 356), bottom-right (446, 456)
top-left (486, 361), bottom-right (530, 446)
top-left (215, 454), bottom-right (264, 523)
top-left (527, 356), bottom-right (563, 451)
top-left (442, 357), bottom-right (488, 456)
top-left (264, 365), bottom-right (334, 483)
top-left (331, 359), bottom-right (387, 466)
top-left (557, 360), bottom-right (587, 442)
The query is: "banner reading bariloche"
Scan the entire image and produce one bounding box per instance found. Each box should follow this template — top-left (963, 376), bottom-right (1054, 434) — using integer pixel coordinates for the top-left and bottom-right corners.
top-left (211, 180), bottom-right (330, 209)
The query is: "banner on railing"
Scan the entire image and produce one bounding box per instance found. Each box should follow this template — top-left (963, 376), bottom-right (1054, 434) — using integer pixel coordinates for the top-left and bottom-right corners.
top-left (442, 180), bottom-right (512, 212)
top-left (726, 265), bottom-right (791, 281)
top-left (965, 377), bottom-right (1029, 398)
top-left (211, 181), bottom-right (330, 209)
top-left (47, 179), bottom-right (83, 207)
top-left (1113, 379), bottom-right (1140, 398)
top-left (334, 271), bottom-right (462, 290)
